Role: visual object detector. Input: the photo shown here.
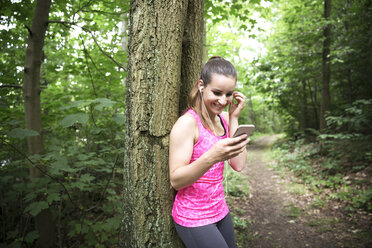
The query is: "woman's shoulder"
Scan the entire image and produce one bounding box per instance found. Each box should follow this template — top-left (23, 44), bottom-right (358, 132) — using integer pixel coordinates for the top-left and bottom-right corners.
top-left (171, 113), bottom-right (198, 143)
top-left (180, 112), bottom-right (197, 125)
top-left (171, 113), bottom-right (197, 133)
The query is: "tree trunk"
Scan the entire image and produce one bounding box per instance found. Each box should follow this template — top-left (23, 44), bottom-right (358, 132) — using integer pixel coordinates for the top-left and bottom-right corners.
top-left (320, 0), bottom-right (331, 130)
top-left (344, 1), bottom-right (353, 105)
top-left (301, 80), bottom-right (309, 130)
top-left (307, 81), bottom-right (319, 129)
top-left (121, 1), bottom-right (203, 247)
top-left (23, 0), bottom-right (56, 247)
top-left (179, 0), bottom-right (204, 114)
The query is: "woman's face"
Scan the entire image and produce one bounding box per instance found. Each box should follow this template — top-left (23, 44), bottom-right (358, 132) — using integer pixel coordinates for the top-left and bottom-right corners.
top-left (202, 73), bottom-right (236, 116)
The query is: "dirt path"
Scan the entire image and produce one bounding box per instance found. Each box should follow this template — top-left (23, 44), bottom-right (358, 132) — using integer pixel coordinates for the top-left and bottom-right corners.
top-left (228, 135), bottom-right (371, 248)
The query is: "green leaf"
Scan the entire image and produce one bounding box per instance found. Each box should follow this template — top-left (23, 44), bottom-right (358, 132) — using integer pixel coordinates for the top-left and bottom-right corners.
top-left (8, 119), bottom-right (22, 125)
top-left (91, 127), bottom-right (103, 134)
top-left (24, 192), bottom-right (37, 203)
top-left (61, 113), bottom-right (89, 128)
top-left (24, 230), bottom-right (39, 243)
top-left (8, 128), bottom-right (39, 139)
top-left (50, 156), bottom-right (70, 174)
top-left (59, 100), bottom-right (93, 110)
top-left (112, 113), bottom-right (125, 125)
top-left (70, 181), bottom-right (90, 191)
top-left (239, 24), bottom-right (248, 30)
top-left (77, 154), bottom-right (91, 161)
top-left (103, 217), bottom-right (121, 231)
top-left (80, 174), bottom-right (95, 183)
top-left (47, 192), bottom-right (60, 204)
top-left (92, 98), bottom-right (116, 111)
top-left (7, 229), bottom-right (19, 239)
top-left (25, 201), bottom-right (49, 216)
top-left (249, 0), bottom-right (261, 4)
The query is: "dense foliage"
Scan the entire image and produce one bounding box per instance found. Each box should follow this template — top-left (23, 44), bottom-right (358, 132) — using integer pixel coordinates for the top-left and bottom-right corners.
top-left (1, 1), bottom-right (127, 246)
top-left (253, 0), bottom-right (372, 134)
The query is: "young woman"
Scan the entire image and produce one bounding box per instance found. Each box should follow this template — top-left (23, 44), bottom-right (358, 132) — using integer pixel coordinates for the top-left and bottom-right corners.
top-left (169, 56), bottom-right (249, 248)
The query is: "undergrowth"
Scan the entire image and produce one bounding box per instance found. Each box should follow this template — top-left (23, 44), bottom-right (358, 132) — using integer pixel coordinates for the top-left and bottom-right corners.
top-left (272, 99), bottom-right (372, 213)
top-left (271, 137), bottom-right (372, 212)
top-left (1, 98), bottom-right (124, 247)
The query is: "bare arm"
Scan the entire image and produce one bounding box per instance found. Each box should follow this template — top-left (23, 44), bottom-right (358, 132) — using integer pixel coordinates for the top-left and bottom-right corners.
top-left (224, 91), bottom-right (249, 172)
top-left (169, 114), bottom-right (249, 190)
top-left (169, 115), bottom-right (212, 190)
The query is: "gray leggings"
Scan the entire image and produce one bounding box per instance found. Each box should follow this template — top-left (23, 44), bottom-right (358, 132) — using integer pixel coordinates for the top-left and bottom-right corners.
top-left (174, 213), bottom-right (236, 248)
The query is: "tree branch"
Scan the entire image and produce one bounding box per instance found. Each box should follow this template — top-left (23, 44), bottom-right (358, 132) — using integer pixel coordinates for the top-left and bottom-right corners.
top-left (48, 20), bottom-right (126, 71)
top-left (81, 9), bottom-right (128, 16)
top-left (0, 84), bottom-right (46, 90)
top-left (79, 34), bottom-right (98, 98)
top-left (0, 84), bottom-right (23, 89)
top-left (72, 0), bottom-right (95, 20)
top-left (24, 25), bottom-right (32, 36)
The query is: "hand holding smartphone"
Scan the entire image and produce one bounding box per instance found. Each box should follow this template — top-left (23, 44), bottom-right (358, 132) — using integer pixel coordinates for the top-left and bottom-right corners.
top-left (233, 124), bottom-right (255, 138)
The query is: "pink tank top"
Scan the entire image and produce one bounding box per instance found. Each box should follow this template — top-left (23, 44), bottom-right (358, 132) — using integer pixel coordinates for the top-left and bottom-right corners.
top-left (172, 108), bottom-right (230, 227)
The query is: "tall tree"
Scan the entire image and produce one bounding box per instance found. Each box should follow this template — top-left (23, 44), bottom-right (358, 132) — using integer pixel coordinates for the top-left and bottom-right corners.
top-left (180, 0), bottom-right (204, 114)
top-left (320, 0), bottom-right (331, 130)
top-left (23, 0), bottom-right (56, 247)
top-left (121, 0), bottom-right (203, 247)
top-left (301, 80), bottom-right (309, 130)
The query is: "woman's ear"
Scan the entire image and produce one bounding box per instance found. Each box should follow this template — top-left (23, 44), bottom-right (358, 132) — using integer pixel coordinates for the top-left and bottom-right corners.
top-left (198, 79), bottom-right (204, 89)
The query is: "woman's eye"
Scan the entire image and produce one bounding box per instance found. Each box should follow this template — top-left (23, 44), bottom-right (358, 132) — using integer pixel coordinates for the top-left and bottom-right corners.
top-left (227, 93), bottom-right (233, 97)
top-left (213, 92), bottom-right (222, 96)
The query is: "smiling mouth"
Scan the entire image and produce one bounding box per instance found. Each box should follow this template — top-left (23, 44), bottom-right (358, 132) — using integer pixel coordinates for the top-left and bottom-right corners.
top-left (213, 103), bottom-right (225, 110)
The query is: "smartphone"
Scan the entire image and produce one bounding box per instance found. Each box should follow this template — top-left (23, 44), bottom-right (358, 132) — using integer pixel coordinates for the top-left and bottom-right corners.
top-left (233, 124), bottom-right (255, 138)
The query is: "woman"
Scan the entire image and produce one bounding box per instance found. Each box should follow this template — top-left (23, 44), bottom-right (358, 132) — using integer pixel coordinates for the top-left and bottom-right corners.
top-left (169, 56), bottom-right (249, 248)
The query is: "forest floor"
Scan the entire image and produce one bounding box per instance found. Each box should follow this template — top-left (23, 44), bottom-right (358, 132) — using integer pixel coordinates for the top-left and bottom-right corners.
top-left (227, 135), bottom-right (372, 248)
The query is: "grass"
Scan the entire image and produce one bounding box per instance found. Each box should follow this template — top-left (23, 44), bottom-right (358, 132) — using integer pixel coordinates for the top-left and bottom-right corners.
top-left (310, 196), bottom-right (328, 209)
top-left (223, 162), bottom-right (250, 197)
top-left (308, 217), bottom-right (339, 228)
top-left (285, 183), bottom-right (307, 195)
top-left (282, 202), bottom-right (302, 218)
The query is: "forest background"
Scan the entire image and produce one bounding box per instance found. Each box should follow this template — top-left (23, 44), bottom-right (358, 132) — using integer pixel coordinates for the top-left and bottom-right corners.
top-left (0, 0), bottom-right (371, 247)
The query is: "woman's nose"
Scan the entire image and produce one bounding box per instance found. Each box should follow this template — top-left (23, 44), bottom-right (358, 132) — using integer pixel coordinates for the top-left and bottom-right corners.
top-left (218, 96), bottom-right (227, 105)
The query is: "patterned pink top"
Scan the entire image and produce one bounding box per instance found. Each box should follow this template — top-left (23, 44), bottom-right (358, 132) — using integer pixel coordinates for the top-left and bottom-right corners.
top-left (172, 108), bottom-right (230, 227)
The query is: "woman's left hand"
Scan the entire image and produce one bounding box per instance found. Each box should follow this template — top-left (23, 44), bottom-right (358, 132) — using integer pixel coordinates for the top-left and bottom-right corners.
top-left (229, 91), bottom-right (246, 119)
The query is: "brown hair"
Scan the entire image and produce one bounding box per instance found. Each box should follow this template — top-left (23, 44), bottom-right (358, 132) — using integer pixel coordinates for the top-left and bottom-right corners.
top-left (188, 56), bottom-right (237, 131)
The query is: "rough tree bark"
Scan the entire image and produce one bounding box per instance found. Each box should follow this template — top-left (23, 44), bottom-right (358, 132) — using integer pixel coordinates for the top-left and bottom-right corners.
top-left (320, 0), bottom-right (331, 130)
top-left (179, 0), bottom-right (204, 114)
top-left (23, 0), bottom-right (56, 247)
top-left (121, 0), bottom-right (204, 247)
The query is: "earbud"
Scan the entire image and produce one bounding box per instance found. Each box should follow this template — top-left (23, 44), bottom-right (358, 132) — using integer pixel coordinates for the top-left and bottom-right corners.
top-left (199, 86), bottom-right (204, 93)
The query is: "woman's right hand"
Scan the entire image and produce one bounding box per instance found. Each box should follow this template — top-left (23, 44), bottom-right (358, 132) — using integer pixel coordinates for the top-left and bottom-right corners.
top-left (207, 135), bottom-right (249, 164)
